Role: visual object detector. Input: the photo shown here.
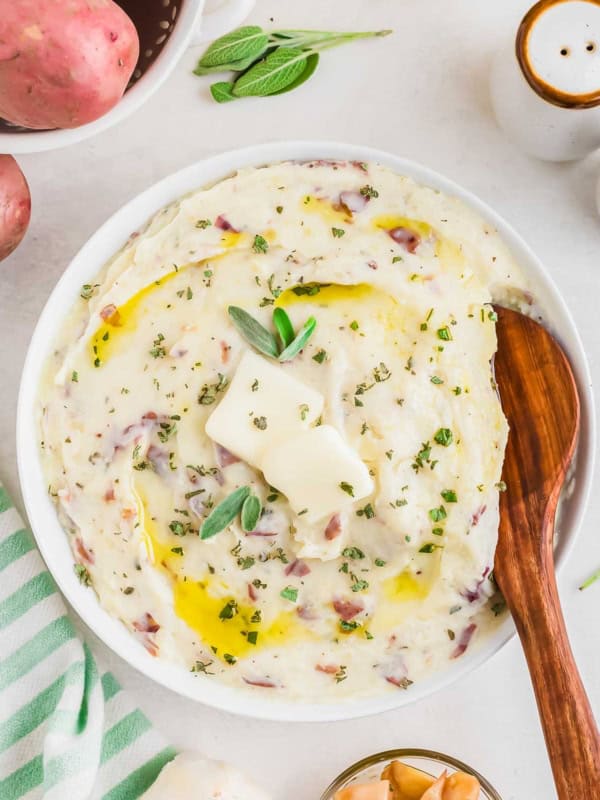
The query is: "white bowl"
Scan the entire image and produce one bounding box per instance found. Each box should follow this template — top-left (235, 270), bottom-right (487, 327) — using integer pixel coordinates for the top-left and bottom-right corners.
top-left (1, 0), bottom-right (254, 154)
top-left (17, 141), bottom-right (596, 722)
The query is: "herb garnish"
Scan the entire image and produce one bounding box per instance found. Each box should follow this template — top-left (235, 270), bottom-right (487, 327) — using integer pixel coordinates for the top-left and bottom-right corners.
top-left (339, 482), bottom-right (355, 497)
top-left (280, 586), bottom-right (298, 603)
top-left (195, 26), bottom-right (392, 102)
top-left (198, 373), bottom-right (228, 405)
top-left (252, 234), bottom-right (269, 253)
top-left (434, 427), bottom-right (453, 447)
top-left (200, 486), bottom-right (250, 539)
top-left (228, 305), bottom-right (316, 362)
top-left (74, 564), bottom-right (91, 585)
top-left (342, 546), bottom-right (364, 559)
top-left (253, 415), bottom-right (268, 430)
top-left (273, 307), bottom-right (294, 349)
top-left (241, 494), bottom-right (262, 531)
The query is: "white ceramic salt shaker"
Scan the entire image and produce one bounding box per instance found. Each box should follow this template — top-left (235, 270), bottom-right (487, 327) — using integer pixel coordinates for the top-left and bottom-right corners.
top-left (490, 0), bottom-right (600, 161)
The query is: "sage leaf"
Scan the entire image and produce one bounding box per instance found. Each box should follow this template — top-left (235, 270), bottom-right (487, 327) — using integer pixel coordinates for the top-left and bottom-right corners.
top-left (233, 48), bottom-right (310, 97)
top-left (200, 486), bottom-right (250, 540)
top-left (228, 306), bottom-right (279, 358)
top-left (279, 316), bottom-right (317, 361)
top-left (241, 494), bottom-right (262, 532)
top-left (194, 54), bottom-right (260, 76)
top-left (210, 82), bottom-right (236, 103)
top-left (272, 52), bottom-right (319, 95)
top-left (197, 26), bottom-right (269, 68)
top-left (273, 307), bottom-right (295, 349)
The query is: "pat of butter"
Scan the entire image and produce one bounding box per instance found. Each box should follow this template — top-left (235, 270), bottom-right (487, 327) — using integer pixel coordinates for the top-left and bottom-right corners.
top-left (205, 350), bottom-right (324, 467)
top-left (261, 425), bottom-right (374, 522)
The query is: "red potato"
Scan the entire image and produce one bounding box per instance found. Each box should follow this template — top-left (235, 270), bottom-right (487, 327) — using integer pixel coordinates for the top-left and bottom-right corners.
top-left (0, 0), bottom-right (139, 130)
top-left (0, 156), bottom-right (31, 261)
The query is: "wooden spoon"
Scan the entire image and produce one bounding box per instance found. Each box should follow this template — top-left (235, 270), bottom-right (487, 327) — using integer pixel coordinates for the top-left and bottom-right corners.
top-left (493, 305), bottom-right (600, 797)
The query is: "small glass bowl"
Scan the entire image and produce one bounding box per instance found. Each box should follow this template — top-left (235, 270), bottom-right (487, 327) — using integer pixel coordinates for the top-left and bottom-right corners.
top-left (320, 749), bottom-right (503, 800)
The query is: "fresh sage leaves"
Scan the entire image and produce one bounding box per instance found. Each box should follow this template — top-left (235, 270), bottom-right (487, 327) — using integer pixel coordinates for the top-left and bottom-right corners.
top-left (194, 26), bottom-right (269, 72)
top-left (241, 494), bottom-right (262, 532)
top-left (228, 306), bottom-right (279, 358)
top-left (200, 486), bottom-right (250, 539)
top-left (278, 316), bottom-right (317, 362)
top-left (194, 26), bottom-right (392, 102)
top-left (273, 307), bottom-right (294, 349)
top-left (229, 305), bottom-right (316, 362)
top-left (200, 486), bottom-right (263, 538)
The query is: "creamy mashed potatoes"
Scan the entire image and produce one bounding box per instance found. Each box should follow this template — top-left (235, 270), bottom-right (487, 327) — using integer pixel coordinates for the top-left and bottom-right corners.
top-left (39, 161), bottom-right (529, 701)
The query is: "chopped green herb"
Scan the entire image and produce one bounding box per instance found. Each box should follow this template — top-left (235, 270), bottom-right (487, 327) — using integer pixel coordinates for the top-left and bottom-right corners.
top-left (437, 326), bottom-right (452, 341)
top-left (349, 320), bottom-right (359, 331)
top-left (356, 503), bottom-right (375, 519)
top-left (223, 653), bottom-right (236, 665)
top-left (191, 660), bottom-right (214, 674)
top-left (375, 558), bottom-right (386, 567)
top-left (342, 546), bottom-right (365, 560)
top-left (247, 631), bottom-right (259, 645)
top-left (74, 563), bottom-right (91, 585)
top-left (339, 481), bottom-right (355, 497)
top-left (299, 403), bottom-right (310, 421)
top-left (252, 234), bottom-right (269, 253)
top-left (280, 586), bottom-right (298, 603)
top-left (253, 415), bottom-right (268, 430)
top-left (351, 579), bottom-right (369, 592)
top-left (171, 546), bottom-right (184, 555)
top-left (429, 506), bottom-right (447, 522)
top-left (198, 373), bottom-right (229, 405)
top-left (360, 184), bottom-right (379, 199)
top-left (430, 375), bottom-right (443, 385)
top-left (312, 348), bottom-right (327, 364)
top-left (331, 227), bottom-right (345, 238)
top-left (71, 371), bottom-right (78, 383)
top-left (219, 600), bottom-right (238, 620)
top-left (276, 205), bottom-right (283, 214)
top-left (434, 427), bottom-right (453, 447)
top-left (441, 489), bottom-right (457, 503)
top-left (419, 543), bottom-right (442, 554)
top-left (339, 620), bottom-right (360, 632)
top-left (150, 333), bottom-right (166, 358)
top-left (196, 219), bottom-right (212, 229)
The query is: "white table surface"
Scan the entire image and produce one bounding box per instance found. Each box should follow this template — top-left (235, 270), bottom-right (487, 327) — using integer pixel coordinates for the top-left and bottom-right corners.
top-left (1, 1), bottom-right (599, 798)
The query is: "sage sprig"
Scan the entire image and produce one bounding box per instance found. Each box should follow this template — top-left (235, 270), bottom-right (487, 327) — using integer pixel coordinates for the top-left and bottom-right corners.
top-left (228, 305), bottom-right (316, 362)
top-left (194, 25), bottom-right (392, 102)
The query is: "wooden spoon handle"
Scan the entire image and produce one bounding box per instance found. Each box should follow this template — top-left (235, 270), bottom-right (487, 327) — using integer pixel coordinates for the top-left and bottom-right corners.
top-left (502, 520), bottom-right (600, 797)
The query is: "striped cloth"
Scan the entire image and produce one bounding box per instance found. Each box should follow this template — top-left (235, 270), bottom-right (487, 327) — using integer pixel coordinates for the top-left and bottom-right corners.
top-left (0, 483), bottom-right (176, 800)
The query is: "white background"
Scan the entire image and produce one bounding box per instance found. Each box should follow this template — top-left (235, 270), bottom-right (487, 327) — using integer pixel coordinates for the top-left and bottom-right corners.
top-left (1, 2), bottom-right (599, 798)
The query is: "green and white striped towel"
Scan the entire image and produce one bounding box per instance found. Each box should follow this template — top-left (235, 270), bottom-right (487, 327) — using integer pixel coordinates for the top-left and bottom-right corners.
top-left (0, 482), bottom-right (176, 800)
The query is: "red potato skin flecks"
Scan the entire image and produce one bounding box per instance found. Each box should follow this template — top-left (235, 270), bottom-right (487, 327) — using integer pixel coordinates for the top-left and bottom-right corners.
top-left (0, 156), bottom-right (31, 261)
top-left (0, 0), bottom-right (139, 130)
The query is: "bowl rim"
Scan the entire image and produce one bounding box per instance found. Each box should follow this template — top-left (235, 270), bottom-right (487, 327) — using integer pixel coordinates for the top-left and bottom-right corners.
top-left (319, 748), bottom-right (503, 800)
top-left (0, 0), bottom-right (204, 154)
top-left (17, 140), bottom-right (596, 722)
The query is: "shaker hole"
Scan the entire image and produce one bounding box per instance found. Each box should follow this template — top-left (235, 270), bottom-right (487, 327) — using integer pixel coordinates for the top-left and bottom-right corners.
top-left (586, 41), bottom-right (597, 52)
top-left (560, 47), bottom-right (570, 56)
